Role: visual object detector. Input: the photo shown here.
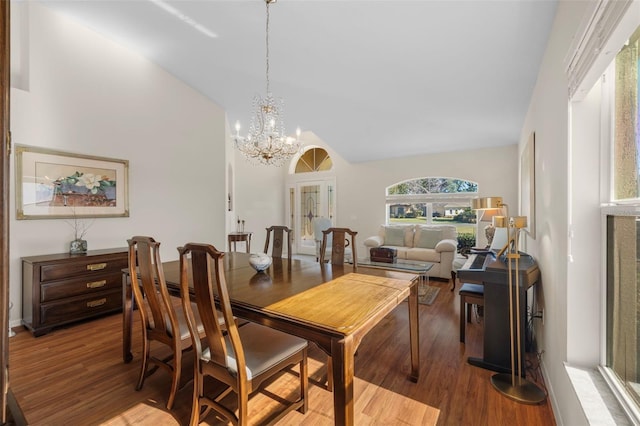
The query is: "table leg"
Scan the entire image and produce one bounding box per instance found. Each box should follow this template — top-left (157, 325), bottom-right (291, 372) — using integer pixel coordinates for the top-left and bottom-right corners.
top-left (408, 279), bottom-right (419, 382)
top-left (122, 272), bottom-right (133, 363)
top-left (331, 336), bottom-right (355, 426)
top-left (246, 234), bottom-right (251, 253)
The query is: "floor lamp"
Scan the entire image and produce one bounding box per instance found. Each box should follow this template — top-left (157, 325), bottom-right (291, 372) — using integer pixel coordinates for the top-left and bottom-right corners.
top-left (471, 197), bottom-right (546, 404)
top-left (491, 214), bottom-right (546, 404)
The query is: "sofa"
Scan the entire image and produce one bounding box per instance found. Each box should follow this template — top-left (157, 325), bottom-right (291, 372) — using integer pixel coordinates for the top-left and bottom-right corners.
top-left (363, 224), bottom-right (458, 280)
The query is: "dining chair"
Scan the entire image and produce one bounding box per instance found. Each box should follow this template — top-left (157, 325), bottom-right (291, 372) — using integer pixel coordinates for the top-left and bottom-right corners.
top-left (178, 242), bottom-right (308, 426)
top-left (313, 217), bottom-right (332, 261)
top-left (320, 227), bottom-right (358, 266)
top-left (263, 225), bottom-right (292, 259)
top-left (127, 235), bottom-right (201, 410)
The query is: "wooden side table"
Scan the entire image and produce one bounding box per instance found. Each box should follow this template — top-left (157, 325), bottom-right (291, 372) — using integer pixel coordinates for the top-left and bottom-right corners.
top-left (228, 232), bottom-right (252, 253)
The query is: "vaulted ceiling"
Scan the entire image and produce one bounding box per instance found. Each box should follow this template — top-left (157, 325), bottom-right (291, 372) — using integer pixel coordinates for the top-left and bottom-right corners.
top-left (37, 0), bottom-right (558, 163)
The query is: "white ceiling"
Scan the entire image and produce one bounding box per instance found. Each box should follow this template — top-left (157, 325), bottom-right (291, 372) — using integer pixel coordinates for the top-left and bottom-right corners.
top-left (36, 0), bottom-right (558, 163)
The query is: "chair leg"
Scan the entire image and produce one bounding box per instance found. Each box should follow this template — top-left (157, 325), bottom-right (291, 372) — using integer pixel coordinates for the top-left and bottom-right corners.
top-left (136, 336), bottom-right (150, 390)
top-left (299, 354), bottom-right (308, 414)
top-left (459, 297), bottom-right (466, 343)
top-left (451, 271), bottom-right (456, 292)
top-left (189, 373), bottom-right (203, 426)
top-left (166, 347), bottom-right (181, 410)
top-left (238, 387), bottom-right (249, 426)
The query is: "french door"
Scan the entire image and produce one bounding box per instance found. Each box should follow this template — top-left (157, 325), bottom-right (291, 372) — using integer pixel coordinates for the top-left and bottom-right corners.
top-left (287, 178), bottom-right (335, 256)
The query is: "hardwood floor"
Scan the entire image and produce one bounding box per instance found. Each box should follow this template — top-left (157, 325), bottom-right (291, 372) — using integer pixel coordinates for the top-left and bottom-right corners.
top-left (8, 279), bottom-right (556, 425)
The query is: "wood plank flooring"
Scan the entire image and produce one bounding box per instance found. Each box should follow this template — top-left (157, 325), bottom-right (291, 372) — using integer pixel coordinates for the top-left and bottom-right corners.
top-left (8, 279), bottom-right (556, 425)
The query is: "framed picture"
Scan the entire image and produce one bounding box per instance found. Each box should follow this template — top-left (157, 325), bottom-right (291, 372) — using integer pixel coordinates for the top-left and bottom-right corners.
top-left (15, 145), bottom-right (129, 219)
top-left (520, 132), bottom-right (536, 239)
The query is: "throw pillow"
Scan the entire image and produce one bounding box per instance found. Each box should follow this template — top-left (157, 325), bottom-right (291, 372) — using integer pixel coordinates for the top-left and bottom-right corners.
top-left (415, 229), bottom-right (442, 249)
top-left (384, 227), bottom-right (406, 246)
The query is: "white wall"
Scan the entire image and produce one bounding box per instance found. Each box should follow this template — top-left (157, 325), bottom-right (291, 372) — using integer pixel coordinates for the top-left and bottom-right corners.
top-left (233, 152), bottom-right (288, 252)
top-left (519, 1), bottom-right (598, 424)
top-left (9, 3), bottom-right (228, 326)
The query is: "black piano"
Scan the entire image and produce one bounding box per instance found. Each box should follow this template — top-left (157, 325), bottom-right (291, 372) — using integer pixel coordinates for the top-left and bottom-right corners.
top-left (457, 250), bottom-right (540, 376)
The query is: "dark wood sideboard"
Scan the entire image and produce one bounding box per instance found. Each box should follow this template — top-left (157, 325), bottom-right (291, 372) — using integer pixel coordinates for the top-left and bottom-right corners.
top-left (22, 248), bottom-right (128, 336)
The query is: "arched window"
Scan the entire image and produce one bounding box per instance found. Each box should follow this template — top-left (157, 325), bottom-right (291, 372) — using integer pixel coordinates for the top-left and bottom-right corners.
top-left (386, 177), bottom-right (479, 246)
top-left (295, 148), bottom-right (332, 173)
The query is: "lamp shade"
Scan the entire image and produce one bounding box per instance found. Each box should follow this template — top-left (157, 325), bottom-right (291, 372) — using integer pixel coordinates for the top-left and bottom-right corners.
top-left (477, 208), bottom-right (501, 222)
top-left (472, 197), bottom-right (503, 210)
top-left (512, 216), bottom-right (528, 229)
top-left (493, 216), bottom-right (509, 228)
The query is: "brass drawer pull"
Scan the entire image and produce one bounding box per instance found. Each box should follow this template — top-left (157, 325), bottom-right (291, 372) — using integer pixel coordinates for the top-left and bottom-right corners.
top-left (86, 280), bottom-right (107, 289)
top-left (87, 263), bottom-right (107, 271)
top-left (87, 298), bottom-right (107, 308)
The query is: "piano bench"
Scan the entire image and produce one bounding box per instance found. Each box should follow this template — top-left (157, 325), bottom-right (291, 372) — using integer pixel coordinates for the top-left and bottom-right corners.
top-left (459, 283), bottom-right (484, 343)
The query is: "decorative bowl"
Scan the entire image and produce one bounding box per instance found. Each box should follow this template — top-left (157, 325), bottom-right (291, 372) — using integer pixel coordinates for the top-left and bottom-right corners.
top-left (248, 253), bottom-right (272, 272)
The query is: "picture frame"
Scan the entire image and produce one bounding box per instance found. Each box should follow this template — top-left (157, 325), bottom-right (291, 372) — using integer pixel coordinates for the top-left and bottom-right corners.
top-left (520, 132), bottom-right (536, 239)
top-left (15, 145), bottom-right (129, 219)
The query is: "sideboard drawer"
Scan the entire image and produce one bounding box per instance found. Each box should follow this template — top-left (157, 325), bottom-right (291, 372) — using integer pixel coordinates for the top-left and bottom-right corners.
top-left (40, 256), bottom-right (128, 282)
top-left (22, 248), bottom-right (128, 336)
top-left (39, 289), bottom-right (122, 327)
top-left (40, 272), bottom-right (123, 303)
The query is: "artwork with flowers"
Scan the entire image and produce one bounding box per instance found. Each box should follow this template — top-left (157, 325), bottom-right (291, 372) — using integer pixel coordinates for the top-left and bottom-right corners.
top-left (16, 145), bottom-right (129, 219)
top-left (52, 170), bottom-right (117, 207)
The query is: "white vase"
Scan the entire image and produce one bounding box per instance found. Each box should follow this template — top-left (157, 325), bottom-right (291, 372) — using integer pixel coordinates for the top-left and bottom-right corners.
top-left (248, 253), bottom-right (272, 272)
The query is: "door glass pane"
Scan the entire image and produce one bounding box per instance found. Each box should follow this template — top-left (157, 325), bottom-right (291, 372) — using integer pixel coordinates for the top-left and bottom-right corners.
top-left (289, 187), bottom-right (295, 234)
top-left (299, 184), bottom-right (320, 252)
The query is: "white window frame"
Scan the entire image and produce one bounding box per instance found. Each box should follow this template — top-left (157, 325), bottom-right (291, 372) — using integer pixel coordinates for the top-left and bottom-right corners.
top-left (598, 37), bottom-right (640, 424)
top-left (565, 1), bottom-right (640, 422)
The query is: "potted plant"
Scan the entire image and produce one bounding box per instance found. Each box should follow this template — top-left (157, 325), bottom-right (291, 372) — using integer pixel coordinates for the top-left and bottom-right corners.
top-left (67, 211), bottom-right (93, 254)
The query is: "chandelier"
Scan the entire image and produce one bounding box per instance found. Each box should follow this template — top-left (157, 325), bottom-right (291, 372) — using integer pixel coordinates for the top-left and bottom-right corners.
top-left (233, 0), bottom-right (301, 166)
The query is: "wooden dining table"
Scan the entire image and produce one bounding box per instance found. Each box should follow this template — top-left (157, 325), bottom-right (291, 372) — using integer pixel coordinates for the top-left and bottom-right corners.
top-left (121, 252), bottom-right (420, 426)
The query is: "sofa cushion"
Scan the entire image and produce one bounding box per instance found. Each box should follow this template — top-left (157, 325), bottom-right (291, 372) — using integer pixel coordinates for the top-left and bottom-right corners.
top-left (380, 225), bottom-right (414, 247)
top-left (415, 224), bottom-right (457, 239)
top-left (384, 227), bottom-right (405, 246)
top-left (405, 248), bottom-right (441, 263)
top-left (415, 228), bottom-right (443, 249)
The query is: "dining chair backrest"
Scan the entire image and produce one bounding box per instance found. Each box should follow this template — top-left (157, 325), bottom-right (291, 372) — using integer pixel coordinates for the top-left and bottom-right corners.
top-left (179, 243), bottom-right (237, 372)
top-left (313, 217), bottom-right (332, 261)
top-left (127, 235), bottom-right (189, 410)
top-left (320, 227), bottom-right (358, 266)
top-left (178, 242), bottom-right (308, 425)
top-left (264, 225), bottom-right (292, 259)
top-left (128, 235), bottom-right (176, 346)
